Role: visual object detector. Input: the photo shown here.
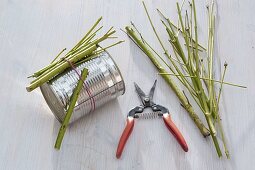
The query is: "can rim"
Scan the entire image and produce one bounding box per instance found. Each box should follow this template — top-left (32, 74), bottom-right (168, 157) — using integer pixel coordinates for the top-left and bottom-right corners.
top-left (40, 84), bottom-right (65, 123)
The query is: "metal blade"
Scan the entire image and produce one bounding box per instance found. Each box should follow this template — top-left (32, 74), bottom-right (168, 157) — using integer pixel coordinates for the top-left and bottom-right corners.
top-left (149, 80), bottom-right (157, 101)
top-left (134, 82), bottom-right (146, 103)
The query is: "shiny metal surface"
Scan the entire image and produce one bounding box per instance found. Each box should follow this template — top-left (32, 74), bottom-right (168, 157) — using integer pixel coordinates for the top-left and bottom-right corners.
top-left (40, 52), bottom-right (125, 123)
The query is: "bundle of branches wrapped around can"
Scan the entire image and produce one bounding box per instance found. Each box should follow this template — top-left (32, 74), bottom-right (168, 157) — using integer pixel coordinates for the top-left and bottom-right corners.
top-left (26, 17), bottom-right (124, 149)
top-left (124, 0), bottom-right (246, 158)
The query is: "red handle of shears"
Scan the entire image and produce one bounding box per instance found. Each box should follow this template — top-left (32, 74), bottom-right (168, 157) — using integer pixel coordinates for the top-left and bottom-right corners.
top-left (116, 117), bottom-right (135, 159)
top-left (163, 114), bottom-right (188, 152)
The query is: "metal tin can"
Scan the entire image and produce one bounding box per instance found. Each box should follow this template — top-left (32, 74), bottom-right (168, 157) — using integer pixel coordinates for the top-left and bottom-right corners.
top-left (40, 52), bottom-right (125, 123)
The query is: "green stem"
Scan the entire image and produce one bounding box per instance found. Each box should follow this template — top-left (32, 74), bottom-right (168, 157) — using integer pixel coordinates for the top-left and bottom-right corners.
top-left (142, 3), bottom-right (200, 108)
top-left (51, 48), bottom-right (67, 64)
top-left (207, 3), bottom-right (217, 119)
top-left (156, 9), bottom-right (206, 51)
top-left (67, 17), bottom-right (102, 55)
top-left (192, 0), bottom-right (199, 72)
top-left (128, 23), bottom-right (187, 86)
top-left (160, 24), bottom-right (197, 93)
top-left (68, 29), bottom-right (116, 58)
top-left (191, 0), bottom-right (222, 157)
top-left (159, 73), bottom-right (246, 88)
top-left (216, 62), bottom-right (230, 158)
top-left (95, 40), bottom-right (125, 54)
top-left (29, 48), bottom-right (67, 78)
top-left (29, 18), bottom-right (102, 78)
top-left (177, 3), bottom-right (191, 66)
top-left (217, 63), bottom-right (228, 105)
top-left (26, 45), bottom-right (96, 92)
top-left (142, 2), bottom-right (196, 95)
top-left (30, 48), bottom-right (66, 78)
top-left (54, 69), bottom-right (88, 149)
top-left (217, 116), bottom-right (230, 158)
top-left (29, 28), bottom-right (118, 87)
top-left (74, 53), bottom-right (99, 66)
top-left (142, 1), bottom-right (167, 53)
top-left (176, 2), bottom-right (217, 141)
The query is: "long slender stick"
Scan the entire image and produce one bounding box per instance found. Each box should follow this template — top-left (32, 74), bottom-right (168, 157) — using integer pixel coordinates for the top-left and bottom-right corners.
top-left (217, 63), bottom-right (228, 105)
top-left (216, 62), bottom-right (230, 158)
top-left (29, 48), bottom-right (66, 78)
top-left (192, 0), bottom-right (199, 72)
top-left (142, 1), bottom-right (167, 54)
top-left (159, 73), bottom-right (246, 88)
top-left (95, 40), bottom-right (125, 54)
top-left (51, 48), bottom-right (67, 64)
top-left (67, 17), bottom-right (102, 55)
top-left (143, 2), bottom-right (196, 94)
top-left (54, 69), bottom-right (88, 149)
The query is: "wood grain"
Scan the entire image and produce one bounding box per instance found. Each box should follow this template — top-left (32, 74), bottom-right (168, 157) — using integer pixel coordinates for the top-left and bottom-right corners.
top-left (0, 0), bottom-right (254, 169)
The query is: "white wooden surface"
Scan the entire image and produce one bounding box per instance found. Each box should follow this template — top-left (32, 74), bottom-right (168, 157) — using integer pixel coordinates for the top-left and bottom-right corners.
top-left (0, 0), bottom-right (254, 169)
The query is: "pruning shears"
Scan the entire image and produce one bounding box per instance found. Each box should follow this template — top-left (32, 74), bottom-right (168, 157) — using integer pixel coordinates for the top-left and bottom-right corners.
top-left (116, 80), bottom-right (188, 159)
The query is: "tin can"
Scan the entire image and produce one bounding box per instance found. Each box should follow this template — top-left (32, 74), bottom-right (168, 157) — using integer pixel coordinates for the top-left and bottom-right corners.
top-left (40, 52), bottom-right (125, 123)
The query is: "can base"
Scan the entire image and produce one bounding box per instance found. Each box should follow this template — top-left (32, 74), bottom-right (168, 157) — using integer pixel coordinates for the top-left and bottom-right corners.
top-left (40, 83), bottom-right (65, 123)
